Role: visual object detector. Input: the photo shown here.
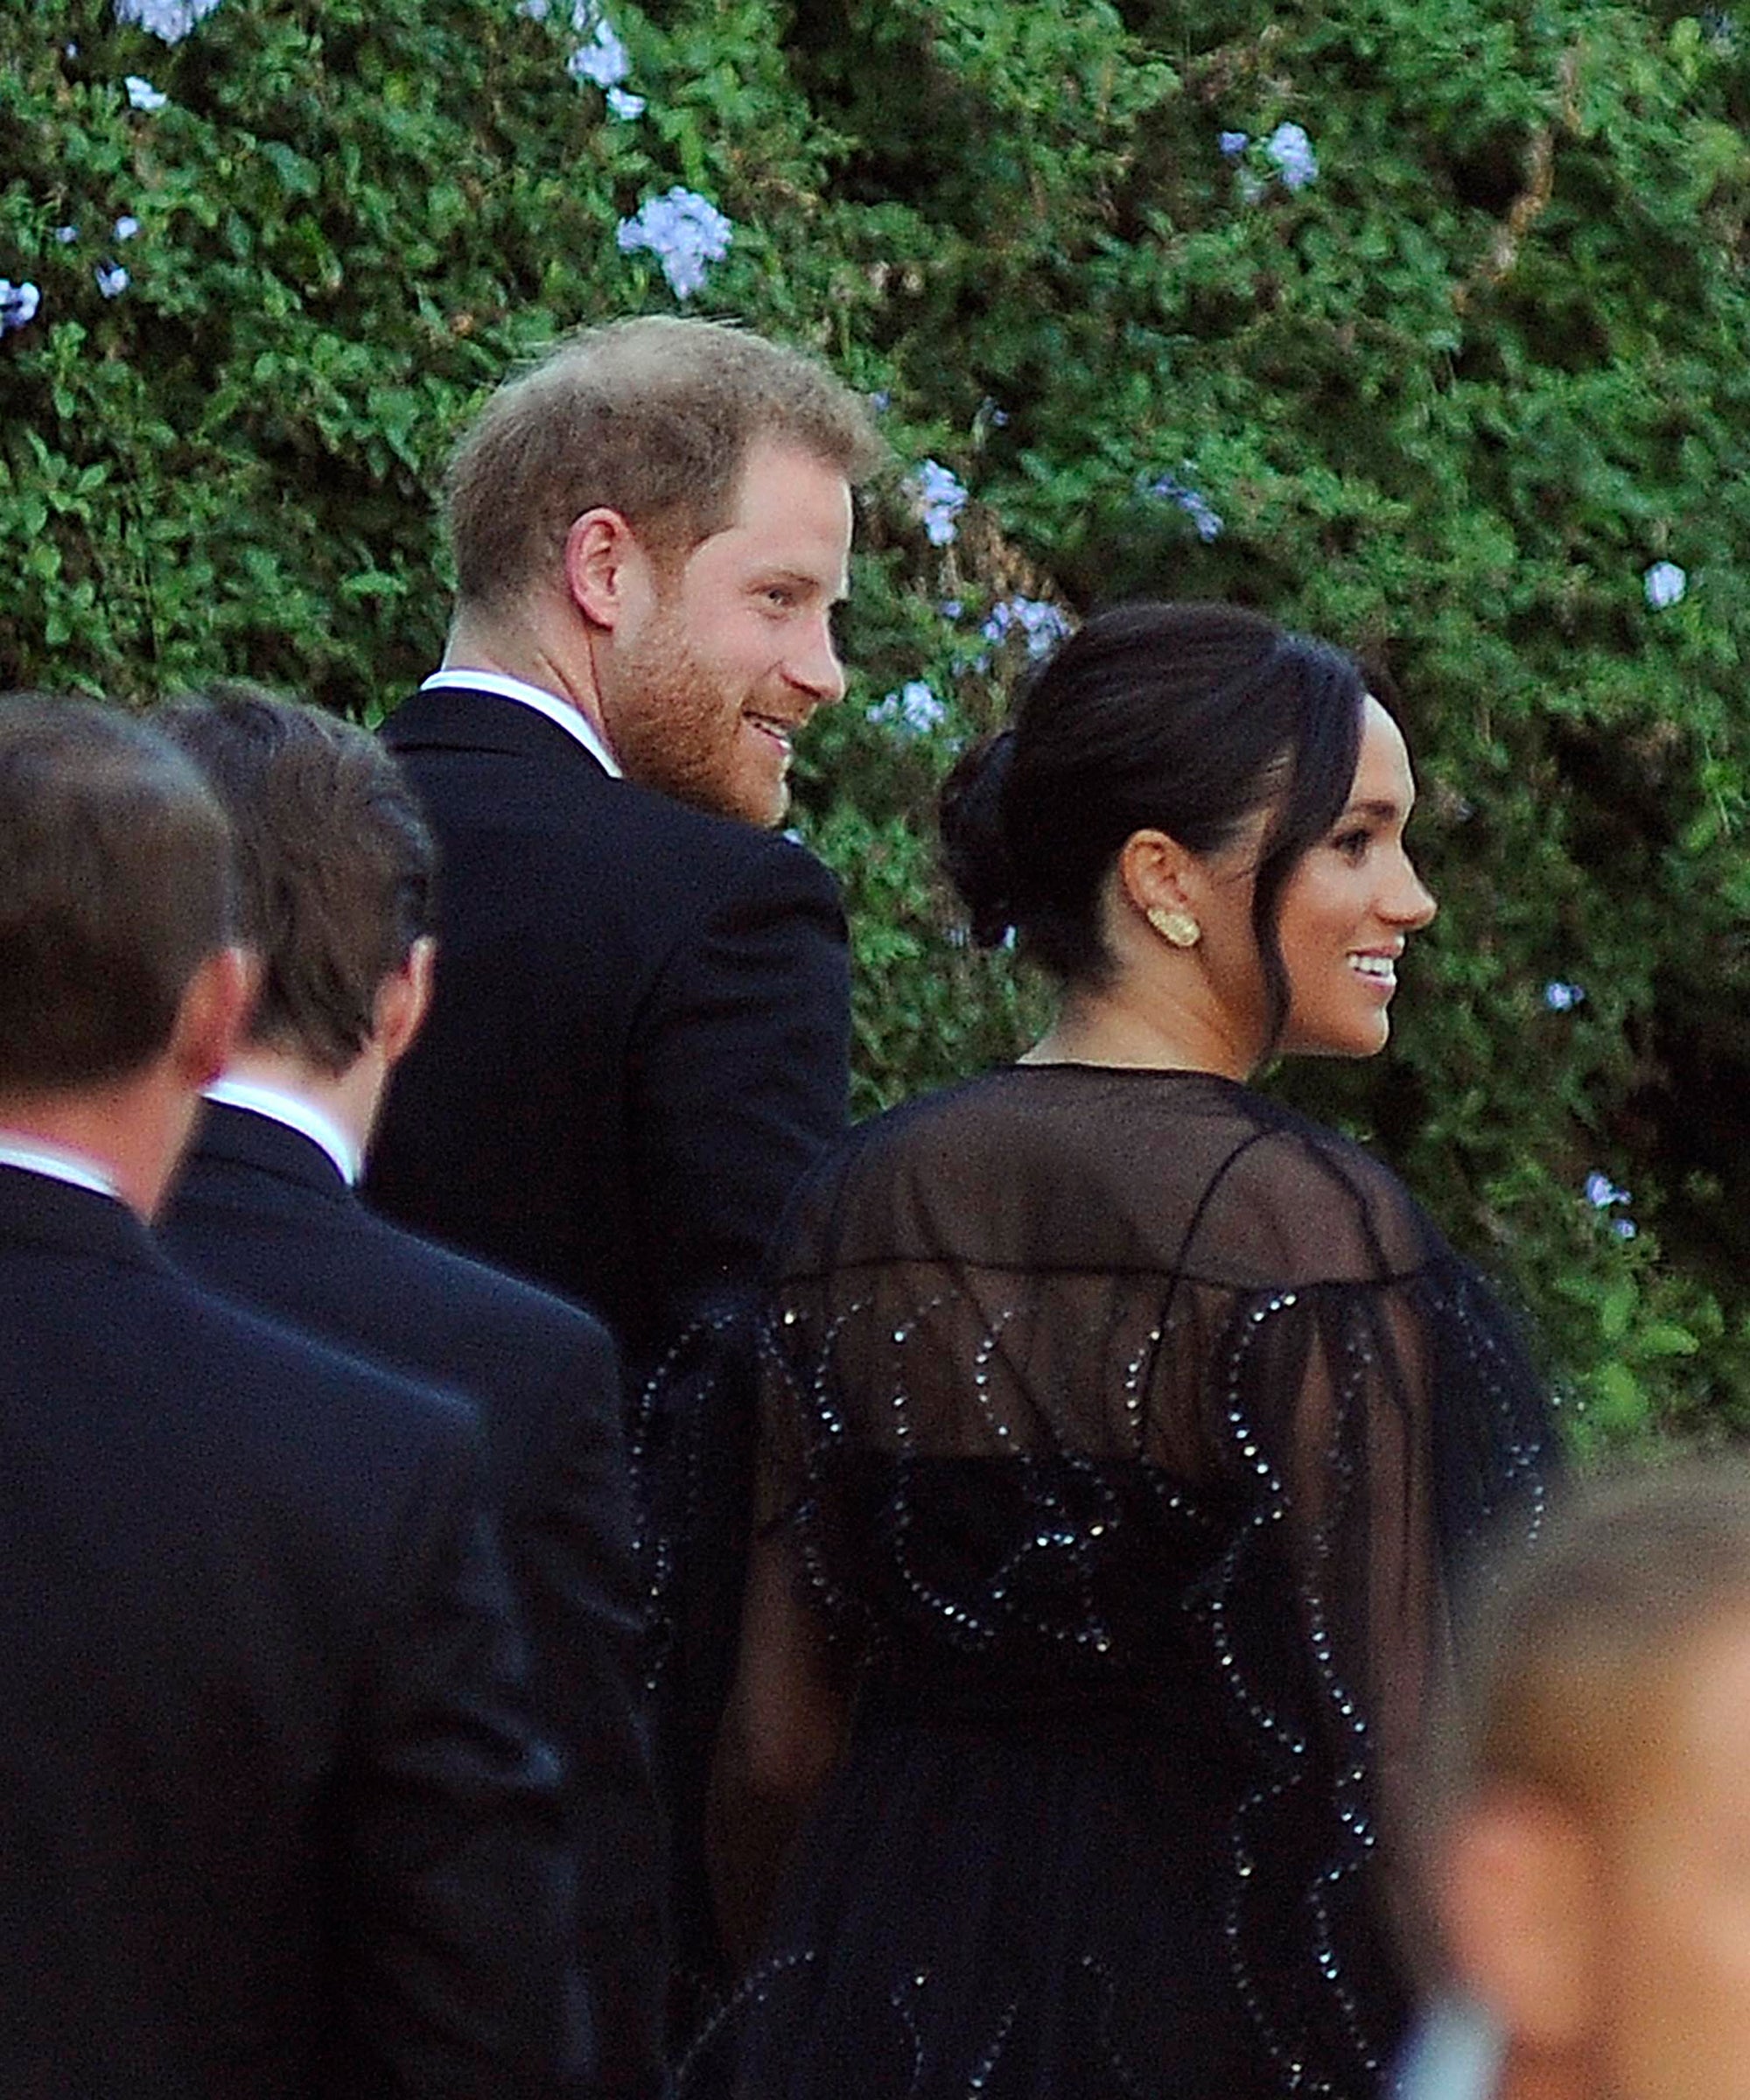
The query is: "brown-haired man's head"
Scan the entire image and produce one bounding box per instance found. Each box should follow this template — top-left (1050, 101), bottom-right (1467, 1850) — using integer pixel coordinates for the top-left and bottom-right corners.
top-left (155, 682), bottom-right (437, 1081)
top-left (1414, 1463), bottom-right (1750, 2100)
top-left (0, 690), bottom-right (249, 1215)
top-left (442, 316), bottom-right (885, 829)
top-left (0, 693), bottom-right (235, 1095)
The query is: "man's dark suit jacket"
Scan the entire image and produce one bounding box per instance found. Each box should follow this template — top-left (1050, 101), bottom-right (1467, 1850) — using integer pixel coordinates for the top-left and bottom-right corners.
top-left (364, 682), bottom-right (853, 2023)
top-left (163, 1099), bottom-right (665, 2100)
top-left (0, 1162), bottom-right (578, 2099)
top-left (365, 683), bottom-right (851, 1372)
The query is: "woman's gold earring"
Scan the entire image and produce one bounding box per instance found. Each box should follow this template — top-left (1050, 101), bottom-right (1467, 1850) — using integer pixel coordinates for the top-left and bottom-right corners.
top-left (1145, 906), bottom-right (1202, 949)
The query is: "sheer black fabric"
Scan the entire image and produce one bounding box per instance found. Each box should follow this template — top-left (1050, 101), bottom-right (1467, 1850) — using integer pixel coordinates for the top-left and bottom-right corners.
top-left (686, 1066), bottom-right (1557, 2099)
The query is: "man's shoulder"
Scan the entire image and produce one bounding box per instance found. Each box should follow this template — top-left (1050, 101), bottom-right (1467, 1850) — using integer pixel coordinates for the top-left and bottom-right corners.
top-left (8, 1220), bottom-right (476, 1496)
top-left (345, 1199), bottom-right (618, 1369)
top-left (173, 1142), bottom-right (614, 1396)
top-left (582, 766), bottom-right (838, 895)
top-left (177, 1260), bottom-right (478, 1445)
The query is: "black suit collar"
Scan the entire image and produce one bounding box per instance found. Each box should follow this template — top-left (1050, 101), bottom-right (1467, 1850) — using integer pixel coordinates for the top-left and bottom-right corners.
top-left (191, 1101), bottom-right (353, 1203)
top-left (0, 1162), bottom-right (170, 1270)
top-left (381, 682), bottom-right (612, 773)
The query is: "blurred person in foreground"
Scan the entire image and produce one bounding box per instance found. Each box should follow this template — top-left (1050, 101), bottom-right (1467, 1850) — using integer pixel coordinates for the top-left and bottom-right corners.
top-left (361, 317), bottom-right (883, 2019)
top-left (0, 692), bottom-right (579, 2097)
top-left (694, 602), bottom-right (1558, 2097)
top-left (1400, 1462), bottom-right (1750, 2100)
top-left (156, 682), bottom-right (662, 2099)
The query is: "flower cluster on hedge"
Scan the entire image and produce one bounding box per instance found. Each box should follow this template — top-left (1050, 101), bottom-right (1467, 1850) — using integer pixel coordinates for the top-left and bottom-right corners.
top-left (4, 0), bottom-right (1750, 1446)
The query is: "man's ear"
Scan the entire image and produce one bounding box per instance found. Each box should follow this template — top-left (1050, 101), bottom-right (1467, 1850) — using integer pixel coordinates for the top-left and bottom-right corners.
top-left (564, 508), bottom-right (647, 630)
top-left (374, 936), bottom-right (437, 1069)
top-left (1438, 1791), bottom-right (1600, 2052)
top-left (169, 945), bottom-right (256, 1092)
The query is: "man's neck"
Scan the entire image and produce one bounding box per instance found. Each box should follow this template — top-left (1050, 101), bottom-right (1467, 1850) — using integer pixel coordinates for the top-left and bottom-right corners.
top-left (0, 1077), bottom-right (190, 1221)
top-left (440, 611), bottom-right (612, 748)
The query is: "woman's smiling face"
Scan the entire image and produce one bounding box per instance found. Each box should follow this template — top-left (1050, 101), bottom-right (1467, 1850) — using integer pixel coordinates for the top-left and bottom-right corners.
top-left (1270, 694), bottom-right (1437, 1060)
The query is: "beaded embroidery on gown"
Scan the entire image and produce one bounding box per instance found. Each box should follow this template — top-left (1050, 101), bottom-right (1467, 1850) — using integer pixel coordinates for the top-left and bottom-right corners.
top-left (682, 1065), bottom-right (1557, 2100)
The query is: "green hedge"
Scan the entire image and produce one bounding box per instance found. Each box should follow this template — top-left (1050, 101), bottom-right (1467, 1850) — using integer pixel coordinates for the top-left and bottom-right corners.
top-left (5, 0), bottom-right (1749, 1447)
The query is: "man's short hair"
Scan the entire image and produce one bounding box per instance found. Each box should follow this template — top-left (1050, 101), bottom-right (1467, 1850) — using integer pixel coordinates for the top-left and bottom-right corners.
top-left (156, 683), bottom-right (437, 1077)
top-left (1424, 1463), bottom-right (1750, 1835)
top-left (445, 315), bottom-right (886, 614)
top-left (0, 692), bottom-right (234, 1093)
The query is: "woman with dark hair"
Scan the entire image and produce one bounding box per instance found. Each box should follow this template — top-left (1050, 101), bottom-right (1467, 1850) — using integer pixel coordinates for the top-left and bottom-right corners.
top-left (693, 602), bottom-right (1558, 2098)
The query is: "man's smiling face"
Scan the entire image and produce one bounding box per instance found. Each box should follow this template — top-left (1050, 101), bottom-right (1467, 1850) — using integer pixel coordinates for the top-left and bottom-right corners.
top-left (598, 438), bottom-right (853, 827)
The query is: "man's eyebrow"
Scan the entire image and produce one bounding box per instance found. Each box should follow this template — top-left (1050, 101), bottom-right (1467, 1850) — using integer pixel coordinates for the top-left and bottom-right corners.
top-left (752, 565), bottom-right (830, 589)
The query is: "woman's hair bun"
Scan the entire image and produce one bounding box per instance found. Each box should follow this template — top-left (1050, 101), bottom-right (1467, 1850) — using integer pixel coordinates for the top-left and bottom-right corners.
top-left (938, 726), bottom-right (1020, 948)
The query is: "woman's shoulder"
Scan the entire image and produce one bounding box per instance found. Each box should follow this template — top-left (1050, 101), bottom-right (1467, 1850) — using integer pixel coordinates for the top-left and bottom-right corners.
top-left (776, 1065), bottom-right (1444, 1290)
top-left (1186, 1088), bottom-right (1442, 1287)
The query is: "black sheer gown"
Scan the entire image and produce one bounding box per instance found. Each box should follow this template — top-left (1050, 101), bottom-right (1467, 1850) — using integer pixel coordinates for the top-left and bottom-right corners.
top-left (683, 1065), bottom-right (1557, 2100)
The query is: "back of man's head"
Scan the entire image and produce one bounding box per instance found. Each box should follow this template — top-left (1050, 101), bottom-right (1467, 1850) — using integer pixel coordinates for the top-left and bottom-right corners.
top-left (445, 314), bottom-right (884, 616)
top-left (1428, 1465), bottom-right (1750, 1827)
top-left (1413, 1464), bottom-right (1750, 2100)
top-left (156, 683), bottom-right (436, 1077)
top-left (0, 692), bottom-right (233, 1096)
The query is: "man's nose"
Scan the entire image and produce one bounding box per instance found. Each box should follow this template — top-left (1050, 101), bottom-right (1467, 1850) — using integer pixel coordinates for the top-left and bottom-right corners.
top-left (788, 616), bottom-right (846, 705)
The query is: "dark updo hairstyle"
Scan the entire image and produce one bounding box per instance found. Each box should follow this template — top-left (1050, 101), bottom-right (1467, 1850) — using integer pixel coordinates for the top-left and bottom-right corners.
top-left (940, 601), bottom-right (1369, 1051)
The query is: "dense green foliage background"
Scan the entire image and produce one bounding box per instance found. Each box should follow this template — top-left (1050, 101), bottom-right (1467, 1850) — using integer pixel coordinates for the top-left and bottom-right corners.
top-left (5, 0), bottom-right (1749, 1447)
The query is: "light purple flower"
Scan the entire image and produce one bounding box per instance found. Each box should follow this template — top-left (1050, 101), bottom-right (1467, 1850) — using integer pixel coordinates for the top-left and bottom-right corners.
top-left (1146, 467), bottom-right (1224, 543)
top-left (1643, 560), bottom-right (1686, 610)
top-left (1586, 1171), bottom-right (1631, 1210)
top-left (0, 279), bottom-right (42, 335)
top-left (1219, 130), bottom-right (1249, 157)
top-left (914, 458), bottom-right (968, 546)
top-left (124, 74), bottom-right (169, 110)
top-left (1544, 981), bottom-right (1586, 1012)
top-left (1614, 1218), bottom-right (1638, 1240)
top-left (615, 187), bottom-right (733, 300)
top-left (1264, 121), bottom-right (1318, 191)
top-left (95, 262), bottom-right (130, 298)
top-left (54, 225), bottom-right (79, 245)
top-left (868, 681), bottom-right (947, 737)
top-left (558, 2), bottom-right (644, 111)
top-left (114, 216), bottom-right (140, 242)
top-left (981, 596), bottom-right (1072, 660)
top-left (114, 0), bottom-right (221, 40)
top-left (568, 13), bottom-right (631, 88)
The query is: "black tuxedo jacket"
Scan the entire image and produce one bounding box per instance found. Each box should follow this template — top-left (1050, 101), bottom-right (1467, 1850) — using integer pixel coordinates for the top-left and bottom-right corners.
top-left (365, 684), bottom-right (851, 1371)
top-left (163, 1101), bottom-right (664, 2100)
top-left (366, 684), bottom-right (851, 2020)
top-left (0, 1163), bottom-right (579, 2099)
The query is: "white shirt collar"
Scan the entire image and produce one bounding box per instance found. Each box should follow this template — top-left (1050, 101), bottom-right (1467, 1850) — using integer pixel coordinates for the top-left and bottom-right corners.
top-left (204, 1078), bottom-right (363, 1188)
top-left (418, 669), bottom-right (622, 778)
top-left (0, 1133), bottom-right (122, 1202)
